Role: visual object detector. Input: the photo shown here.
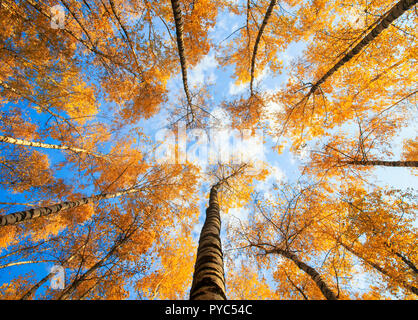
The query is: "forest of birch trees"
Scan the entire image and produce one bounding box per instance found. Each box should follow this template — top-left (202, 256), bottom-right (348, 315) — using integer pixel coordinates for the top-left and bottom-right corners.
top-left (0, 0), bottom-right (417, 300)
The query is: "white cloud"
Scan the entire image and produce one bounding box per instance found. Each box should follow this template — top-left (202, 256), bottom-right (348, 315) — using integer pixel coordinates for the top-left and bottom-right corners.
top-left (279, 51), bottom-right (292, 66)
top-left (192, 221), bottom-right (203, 238)
top-left (261, 100), bottom-right (284, 129)
top-left (227, 207), bottom-right (250, 221)
top-left (255, 164), bottom-right (286, 195)
top-left (259, 86), bottom-right (285, 130)
top-left (265, 100), bottom-right (284, 114)
top-left (297, 145), bottom-right (309, 161)
top-left (228, 67), bottom-right (270, 96)
top-left (256, 66), bottom-right (270, 82)
top-left (220, 207), bottom-right (251, 229)
top-left (228, 81), bottom-right (248, 95)
top-left (209, 107), bottom-right (232, 127)
top-left (270, 165), bottom-right (285, 183)
top-left (189, 53), bottom-right (218, 87)
top-left (346, 7), bottom-right (365, 28)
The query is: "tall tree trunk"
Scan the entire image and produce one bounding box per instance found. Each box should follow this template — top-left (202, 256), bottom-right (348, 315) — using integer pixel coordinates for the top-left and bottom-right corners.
top-left (309, 0), bottom-right (417, 95)
top-left (170, 0), bottom-right (194, 118)
top-left (339, 241), bottom-right (418, 296)
top-left (190, 183), bottom-right (227, 300)
top-left (343, 160), bottom-right (418, 167)
top-left (250, 0), bottom-right (277, 96)
top-left (0, 187), bottom-right (142, 227)
top-left (271, 248), bottom-right (338, 300)
top-left (0, 135), bottom-right (107, 160)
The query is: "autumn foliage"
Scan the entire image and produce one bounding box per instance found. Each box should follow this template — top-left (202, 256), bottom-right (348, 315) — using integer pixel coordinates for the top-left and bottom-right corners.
top-left (0, 0), bottom-right (416, 300)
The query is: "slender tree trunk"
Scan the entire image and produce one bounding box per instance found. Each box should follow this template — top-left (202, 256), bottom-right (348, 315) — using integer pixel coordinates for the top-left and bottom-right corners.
top-left (383, 241), bottom-right (418, 275)
top-left (0, 241), bottom-right (47, 261)
top-left (107, 0), bottom-right (142, 73)
top-left (170, 0), bottom-right (194, 115)
top-left (0, 80), bottom-right (68, 123)
top-left (56, 232), bottom-right (131, 300)
top-left (250, 0), bottom-right (277, 96)
top-left (20, 242), bottom-right (87, 300)
top-left (190, 183), bottom-right (227, 300)
top-left (20, 270), bottom-right (54, 300)
top-left (339, 241), bottom-right (418, 296)
top-left (392, 251), bottom-right (418, 275)
top-left (343, 160), bottom-right (418, 167)
top-left (285, 272), bottom-right (309, 300)
top-left (25, 0), bottom-right (137, 77)
top-left (0, 135), bottom-right (107, 159)
top-left (78, 281), bottom-right (99, 300)
top-left (0, 260), bottom-right (48, 269)
top-left (0, 202), bottom-right (38, 207)
top-left (271, 248), bottom-right (338, 300)
top-left (309, 0), bottom-right (417, 94)
top-left (0, 187), bottom-right (142, 227)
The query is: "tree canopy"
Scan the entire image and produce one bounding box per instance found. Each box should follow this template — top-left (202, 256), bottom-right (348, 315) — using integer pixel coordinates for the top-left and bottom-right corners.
top-left (0, 0), bottom-right (416, 300)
